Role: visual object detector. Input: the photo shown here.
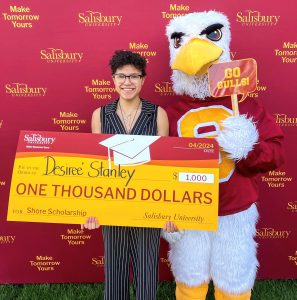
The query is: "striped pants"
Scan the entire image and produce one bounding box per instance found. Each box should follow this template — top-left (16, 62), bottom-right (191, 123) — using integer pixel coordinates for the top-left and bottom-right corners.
top-left (102, 226), bottom-right (161, 300)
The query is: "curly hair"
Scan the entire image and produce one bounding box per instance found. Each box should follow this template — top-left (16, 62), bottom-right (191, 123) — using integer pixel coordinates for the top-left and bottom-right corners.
top-left (109, 50), bottom-right (147, 76)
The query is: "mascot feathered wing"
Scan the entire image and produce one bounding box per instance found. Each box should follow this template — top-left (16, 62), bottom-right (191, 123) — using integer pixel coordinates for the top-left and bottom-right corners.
top-left (163, 11), bottom-right (284, 300)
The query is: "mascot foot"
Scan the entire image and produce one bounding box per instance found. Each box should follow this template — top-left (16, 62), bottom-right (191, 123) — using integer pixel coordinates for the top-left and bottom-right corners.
top-left (215, 287), bottom-right (251, 300)
top-left (176, 282), bottom-right (209, 300)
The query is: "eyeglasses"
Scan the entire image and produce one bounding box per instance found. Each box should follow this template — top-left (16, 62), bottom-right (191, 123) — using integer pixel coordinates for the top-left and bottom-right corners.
top-left (113, 73), bottom-right (143, 84)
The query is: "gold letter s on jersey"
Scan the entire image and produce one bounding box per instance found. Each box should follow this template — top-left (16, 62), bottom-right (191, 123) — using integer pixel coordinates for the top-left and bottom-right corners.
top-left (177, 106), bottom-right (235, 183)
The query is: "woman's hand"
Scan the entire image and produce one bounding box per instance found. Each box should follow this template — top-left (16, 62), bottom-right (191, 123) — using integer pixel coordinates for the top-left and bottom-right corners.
top-left (81, 217), bottom-right (100, 230)
top-left (163, 221), bottom-right (178, 233)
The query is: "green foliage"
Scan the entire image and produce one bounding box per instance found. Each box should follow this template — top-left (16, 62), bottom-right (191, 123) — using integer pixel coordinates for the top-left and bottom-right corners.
top-left (0, 280), bottom-right (296, 300)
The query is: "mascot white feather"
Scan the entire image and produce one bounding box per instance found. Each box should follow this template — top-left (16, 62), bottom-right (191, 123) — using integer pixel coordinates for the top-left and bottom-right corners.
top-left (163, 11), bottom-right (284, 300)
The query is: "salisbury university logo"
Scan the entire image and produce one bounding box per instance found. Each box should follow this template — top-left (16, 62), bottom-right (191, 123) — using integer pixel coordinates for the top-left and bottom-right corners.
top-left (236, 10), bottom-right (280, 26)
top-left (154, 82), bottom-right (174, 96)
top-left (78, 11), bottom-right (122, 26)
top-left (5, 83), bottom-right (47, 97)
top-left (40, 48), bottom-right (83, 63)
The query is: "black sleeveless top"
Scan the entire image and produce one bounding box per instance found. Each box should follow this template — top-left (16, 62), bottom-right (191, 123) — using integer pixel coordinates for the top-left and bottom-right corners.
top-left (100, 99), bottom-right (158, 136)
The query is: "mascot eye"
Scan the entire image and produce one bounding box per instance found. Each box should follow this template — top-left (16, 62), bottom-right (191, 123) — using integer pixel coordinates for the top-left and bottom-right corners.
top-left (207, 29), bottom-right (222, 41)
top-left (174, 37), bottom-right (182, 48)
top-left (171, 32), bottom-right (184, 49)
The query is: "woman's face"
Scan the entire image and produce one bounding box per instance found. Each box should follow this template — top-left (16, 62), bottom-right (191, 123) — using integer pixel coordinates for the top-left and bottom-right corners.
top-left (112, 64), bottom-right (145, 102)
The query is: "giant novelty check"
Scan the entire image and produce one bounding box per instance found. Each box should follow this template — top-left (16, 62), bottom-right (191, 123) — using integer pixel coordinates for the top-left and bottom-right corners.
top-left (7, 131), bottom-right (219, 230)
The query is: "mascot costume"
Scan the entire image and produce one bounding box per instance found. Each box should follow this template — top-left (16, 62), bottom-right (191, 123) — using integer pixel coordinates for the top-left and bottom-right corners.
top-left (163, 11), bottom-right (284, 300)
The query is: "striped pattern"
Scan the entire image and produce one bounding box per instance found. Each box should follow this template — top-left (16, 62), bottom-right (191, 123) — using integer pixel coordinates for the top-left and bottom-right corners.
top-left (100, 99), bottom-right (161, 300)
top-left (101, 99), bottom-right (158, 136)
top-left (103, 226), bottom-right (161, 300)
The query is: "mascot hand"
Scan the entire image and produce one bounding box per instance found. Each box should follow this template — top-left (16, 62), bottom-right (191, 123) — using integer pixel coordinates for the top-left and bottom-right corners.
top-left (161, 229), bottom-right (185, 244)
top-left (216, 115), bottom-right (259, 160)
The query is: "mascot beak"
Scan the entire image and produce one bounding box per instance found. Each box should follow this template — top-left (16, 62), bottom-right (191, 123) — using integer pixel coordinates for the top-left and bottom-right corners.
top-left (172, 38), bottom-right (223, 76)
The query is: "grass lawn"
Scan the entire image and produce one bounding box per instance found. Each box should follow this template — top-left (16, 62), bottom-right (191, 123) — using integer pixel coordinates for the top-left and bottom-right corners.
top-left (0, 280), bottom-right (296, 300)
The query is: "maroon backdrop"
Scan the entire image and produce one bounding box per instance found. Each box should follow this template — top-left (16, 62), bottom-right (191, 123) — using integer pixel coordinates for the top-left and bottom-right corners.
top-left (0, 0), bottom-right (296, 283)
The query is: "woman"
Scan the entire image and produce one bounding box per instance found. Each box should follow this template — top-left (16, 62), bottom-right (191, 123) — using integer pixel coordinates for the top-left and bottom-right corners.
top-left (82, 50), bottom-right (174, 300)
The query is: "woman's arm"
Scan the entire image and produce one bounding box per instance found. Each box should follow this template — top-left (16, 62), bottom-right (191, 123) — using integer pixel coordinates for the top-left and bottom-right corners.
top-left (156, 107), bottom-right (179, 233)
top-left (81, 108), bottom-right (102, 230)
top-left (157, 106), bottom-right (169, 136)
top-left (91, 107), bottom-right (101, 134)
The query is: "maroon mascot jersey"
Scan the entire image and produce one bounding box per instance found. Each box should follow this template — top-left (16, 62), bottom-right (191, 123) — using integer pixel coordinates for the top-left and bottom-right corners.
top-left (166, 96), bottom-right (284, 216)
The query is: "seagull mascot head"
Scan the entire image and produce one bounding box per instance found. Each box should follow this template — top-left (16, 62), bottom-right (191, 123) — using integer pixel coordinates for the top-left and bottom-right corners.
top-left (166, 11), bottom-right (231, 99)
